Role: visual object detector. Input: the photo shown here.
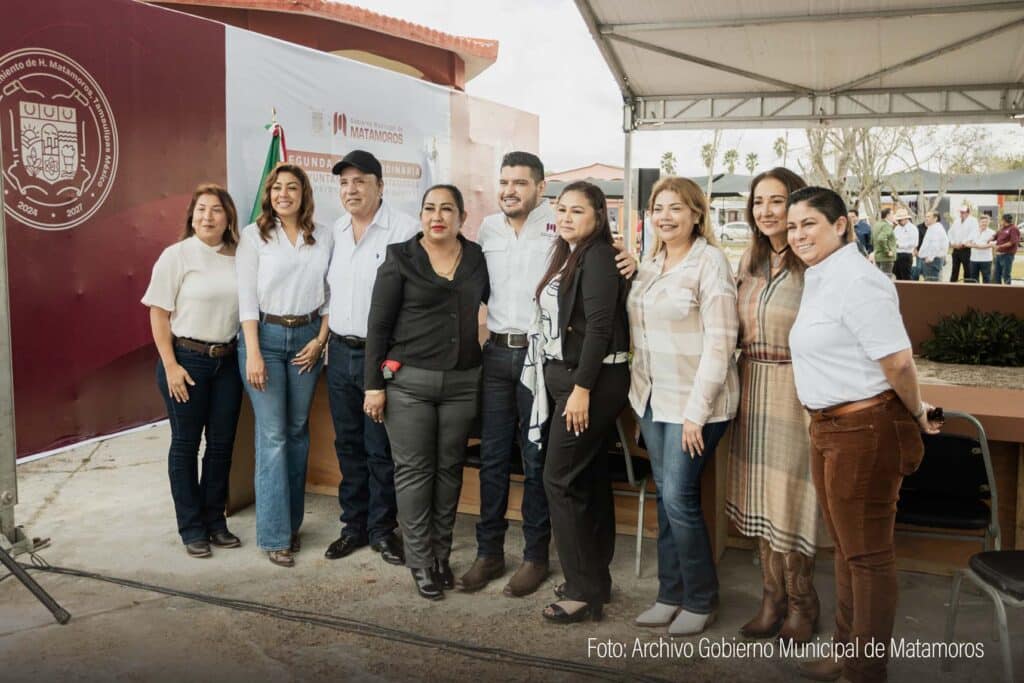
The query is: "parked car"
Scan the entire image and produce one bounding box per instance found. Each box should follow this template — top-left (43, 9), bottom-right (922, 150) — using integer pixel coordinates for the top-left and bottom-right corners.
top-left (715, 221), bottom-right (751, 242)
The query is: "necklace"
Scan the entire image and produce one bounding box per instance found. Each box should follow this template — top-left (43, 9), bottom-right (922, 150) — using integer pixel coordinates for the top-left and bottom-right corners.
top-left (769, 243), bottom-right (789, 269)
top-left (433, 242), bottom-right (463, 280)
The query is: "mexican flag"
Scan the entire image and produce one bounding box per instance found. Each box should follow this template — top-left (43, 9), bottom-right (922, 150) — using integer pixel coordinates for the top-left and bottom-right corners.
top-left (249, 121), bottom-right (288, 224)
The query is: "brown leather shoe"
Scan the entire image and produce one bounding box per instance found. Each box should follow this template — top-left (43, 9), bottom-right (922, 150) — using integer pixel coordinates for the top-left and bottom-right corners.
top-left (796, 656), bottom-right (843, 681)
top-left (739, 537), bottom-right (786, 638)
top-left (268, 549), bottom-right (294, 567)
top-left (454, 556), bottom-right (505, 592)
top-left (503, 560), bottom-right (549, 597)
top-left (779, 551), bottom-right (820, 644)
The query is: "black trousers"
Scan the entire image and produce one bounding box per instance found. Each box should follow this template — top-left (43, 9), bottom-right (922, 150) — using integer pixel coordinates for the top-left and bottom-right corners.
top-left (543, 361), bottom-right (630, 605)
top-left (950, 248), bottom-right (971, 282)
top-left (893, 253), bottom-right (913, 280)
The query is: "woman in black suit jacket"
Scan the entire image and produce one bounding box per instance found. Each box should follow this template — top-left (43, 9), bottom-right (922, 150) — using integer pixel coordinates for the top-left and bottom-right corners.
top-left (533, 181), bottom-right (630, 623)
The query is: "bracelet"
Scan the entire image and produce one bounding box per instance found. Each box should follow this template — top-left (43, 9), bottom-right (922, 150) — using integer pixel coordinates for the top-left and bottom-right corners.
top-left (911, 405), bottom-right (926, 420)
top-left (314, 337), bottom-right (325, 347)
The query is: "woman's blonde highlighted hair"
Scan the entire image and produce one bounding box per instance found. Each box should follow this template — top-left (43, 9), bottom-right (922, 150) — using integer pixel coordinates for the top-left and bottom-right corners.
top-left (646, 176), bottom-right (718, 256)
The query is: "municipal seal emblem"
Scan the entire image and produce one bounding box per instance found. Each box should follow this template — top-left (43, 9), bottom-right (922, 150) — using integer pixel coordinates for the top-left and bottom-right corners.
top-left (0, 48), bottom-right (118, 231)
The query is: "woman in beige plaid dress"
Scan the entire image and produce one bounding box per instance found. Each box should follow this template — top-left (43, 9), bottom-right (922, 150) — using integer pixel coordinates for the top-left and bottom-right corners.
top-left (726, 168), bottom-right (825, 644)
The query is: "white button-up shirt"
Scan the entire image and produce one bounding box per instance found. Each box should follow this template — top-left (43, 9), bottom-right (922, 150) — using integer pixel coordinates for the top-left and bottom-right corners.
top-left (236, 221), bottom-right (333, 322)
top-left (918, 222), bottom-right (949, 260)
top-left (948, 215), bottom-right (978, 248)
top-left (326, 202), bottom-right (419, 337)
top-left (968, 226), bottom-right (995, 262)
top-left (790, 243), bottom-right (911, 410)
top-left (479, 202), bottom-right (559, 334)
top-left (894, 222), bottom-right (919, 253)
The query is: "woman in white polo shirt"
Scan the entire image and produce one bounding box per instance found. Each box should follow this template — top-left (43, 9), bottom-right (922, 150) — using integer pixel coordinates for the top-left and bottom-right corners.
top-left (237, 163), bottom-right (332, 567)
top-left (627, 176), bottom-right (739, 636)
top-left (142, 183), bottom-right (243, 559)
top-left (786, 186), bottom-right (942, 683)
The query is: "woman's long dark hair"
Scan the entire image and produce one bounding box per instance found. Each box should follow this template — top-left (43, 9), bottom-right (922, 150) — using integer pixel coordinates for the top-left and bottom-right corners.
top-left (256, 163), bottom-right (316, 245)
top-left (535, 181), bottom-right (613, 300)
top-left (745, 167), bottom-right (807, 276)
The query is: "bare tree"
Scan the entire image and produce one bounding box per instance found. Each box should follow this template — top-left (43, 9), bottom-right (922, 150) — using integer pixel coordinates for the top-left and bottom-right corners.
top-left (893, 126), bottom-right (993, 220)
top-left (660, 151), bottom-right (677, 176)
top-left (745, 152), bottom-right (759, 175)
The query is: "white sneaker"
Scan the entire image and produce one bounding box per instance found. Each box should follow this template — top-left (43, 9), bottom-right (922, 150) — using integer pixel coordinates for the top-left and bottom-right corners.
top-left (635, 602), bottom-right (681, 627)
top-left (668, 609), bottom-right (717, 636)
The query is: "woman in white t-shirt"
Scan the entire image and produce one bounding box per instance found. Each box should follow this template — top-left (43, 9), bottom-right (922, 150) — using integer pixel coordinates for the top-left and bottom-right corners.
top-left (142, 184), bottom-right (243, 559)
top-left (785, 186), bottom-right (943, 683)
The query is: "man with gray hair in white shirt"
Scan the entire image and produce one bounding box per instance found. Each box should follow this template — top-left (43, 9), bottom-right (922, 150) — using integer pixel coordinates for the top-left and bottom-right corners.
top-left (947, 204), bottom-right (977, 282)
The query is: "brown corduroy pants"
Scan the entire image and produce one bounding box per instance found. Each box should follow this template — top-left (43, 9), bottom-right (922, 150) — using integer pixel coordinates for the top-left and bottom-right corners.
top-left (808, 394), bottom-right (924, 683)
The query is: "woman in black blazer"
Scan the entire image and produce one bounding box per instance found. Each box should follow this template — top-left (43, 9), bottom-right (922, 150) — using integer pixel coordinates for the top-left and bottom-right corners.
top-left (532, 181), bottom-right (630, 623)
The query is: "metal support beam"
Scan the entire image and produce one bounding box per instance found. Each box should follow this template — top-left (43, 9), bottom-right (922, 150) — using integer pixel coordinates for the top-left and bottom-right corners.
top-left (622, 123), bottom-right (633, 253)
top-left (605, 33), bottom-right (814, 95)
top-left (598, 2), bottom-right (1024, 33)
top-left (0, 136), bottom-right (18, 546)
top-left (574, 0), bottom-right (635, 100)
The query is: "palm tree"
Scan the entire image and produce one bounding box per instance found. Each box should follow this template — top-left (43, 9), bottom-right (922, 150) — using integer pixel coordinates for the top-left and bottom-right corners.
top-left (723, 149), bottom-right (739, 174)
top-left (745, 152), bottom-right (758, 175)
top-left (660, 151), bottom-right (677, 176)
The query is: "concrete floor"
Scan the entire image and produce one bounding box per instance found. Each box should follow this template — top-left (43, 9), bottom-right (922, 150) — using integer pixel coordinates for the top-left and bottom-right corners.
top-left (1, 423), bottom-right (1020, 682)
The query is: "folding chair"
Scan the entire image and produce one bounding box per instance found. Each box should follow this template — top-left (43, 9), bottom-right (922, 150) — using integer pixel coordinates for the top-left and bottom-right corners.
top-left (608, 409), bottom-right (651, 577)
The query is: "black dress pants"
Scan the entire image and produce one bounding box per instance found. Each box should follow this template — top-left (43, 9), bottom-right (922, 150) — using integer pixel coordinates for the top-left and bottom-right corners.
top-left (893, 253), bottom-right (913, 280)
top-left (542, 361), bottom-right (630, 606)
top-left (950, 248), bottom-right (971, 282)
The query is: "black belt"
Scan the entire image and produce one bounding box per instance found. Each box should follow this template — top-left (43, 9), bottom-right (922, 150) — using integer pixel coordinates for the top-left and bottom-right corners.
top-left (260, 309), bottom-right (320, 328)
top-left (490, 332), bottom-right (529, 349)
top-left (174, 337), bottom-right (237, 358)
top-left (331, 333), bottom-right (366, 349)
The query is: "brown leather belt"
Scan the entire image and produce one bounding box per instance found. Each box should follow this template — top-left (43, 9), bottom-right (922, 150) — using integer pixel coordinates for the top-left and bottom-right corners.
top-left (174, 337), bottom-right (237, 358)
top-left (260, 309), bottom-right (320, 328)
top-left (490, 332), bottom-right (529, 349)
top-left (807, 390), bottom-right (898, 419)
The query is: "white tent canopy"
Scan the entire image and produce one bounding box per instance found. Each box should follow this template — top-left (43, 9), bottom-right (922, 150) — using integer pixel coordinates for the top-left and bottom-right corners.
top-left (575, 0), bottom-right (1024, 131)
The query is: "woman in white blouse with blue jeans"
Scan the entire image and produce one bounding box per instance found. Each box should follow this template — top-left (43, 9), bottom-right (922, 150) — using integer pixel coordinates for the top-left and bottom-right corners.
top-left (237, 163), bottom-right (332, 567)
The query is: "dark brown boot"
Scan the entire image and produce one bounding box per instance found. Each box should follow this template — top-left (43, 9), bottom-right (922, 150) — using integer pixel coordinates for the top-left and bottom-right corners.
top-left (454, 556), bottom-right (505, 592)
top-left (739, 537), bottom-right (787, 638)
top-left (503, 560), bottom-right (549, 597)
top-left (796, 655), bottom-right (843, 681)
top-left (779, 551), bottom-right (820, 644)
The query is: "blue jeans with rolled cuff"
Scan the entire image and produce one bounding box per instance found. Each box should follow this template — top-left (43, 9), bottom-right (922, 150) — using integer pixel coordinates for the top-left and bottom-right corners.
top-left (993, 253), bottom-right (1014, 284)
top-left (238, 319), bottom-right (322, 551)
top-left (156, 346), bottom-right (243, 545)
top-left (639, 404), bottom-right (730, 613)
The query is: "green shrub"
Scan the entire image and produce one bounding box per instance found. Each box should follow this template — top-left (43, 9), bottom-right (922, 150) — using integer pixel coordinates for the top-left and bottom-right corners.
top-left (920, 309), bottom-right (1024, 366)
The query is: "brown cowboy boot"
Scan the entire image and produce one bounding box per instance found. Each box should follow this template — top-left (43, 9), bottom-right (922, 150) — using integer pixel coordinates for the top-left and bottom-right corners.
top-left (779, 551), bottom-right (820, 643)
top-left (739, 537), bottom-right (787, 638)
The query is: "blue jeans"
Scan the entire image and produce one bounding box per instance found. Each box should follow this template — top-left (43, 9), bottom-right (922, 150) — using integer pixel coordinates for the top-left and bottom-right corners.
top-left (993, 253), bottom-right (1014, 284)
top-left (969, 260), bottom-right (992, 283)
top-left (921, 257), bottom-right (944, 281)
top-left (476, 342), bottom-right (551, 562)
top-left (156, 347), bottom-right (242, 544)
top-left (325, 339), bottom-right (397, 544)
top-left (239, 319), bottom-right (322, 551)
top-left (639, 405), bottom-right (730, 613)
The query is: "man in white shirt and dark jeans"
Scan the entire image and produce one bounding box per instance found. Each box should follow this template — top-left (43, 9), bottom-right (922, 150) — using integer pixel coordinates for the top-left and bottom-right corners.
top-left (323, 150), bottom-right (419, 564)
top-left (457, 152), bottom-right (635, 596)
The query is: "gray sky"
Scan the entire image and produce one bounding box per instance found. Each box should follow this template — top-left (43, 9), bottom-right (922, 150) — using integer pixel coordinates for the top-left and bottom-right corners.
top-left (343, 0), bottom-right (1023, 176)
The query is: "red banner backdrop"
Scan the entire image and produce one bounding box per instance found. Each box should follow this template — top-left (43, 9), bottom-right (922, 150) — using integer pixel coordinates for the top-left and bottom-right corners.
top-left (1, 0), bottom-right (226, 456)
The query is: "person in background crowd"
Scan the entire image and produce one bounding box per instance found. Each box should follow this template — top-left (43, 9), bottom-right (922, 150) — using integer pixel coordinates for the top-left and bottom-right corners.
top-left (364, 184), bottom-right (489, 601)
top-left (966, 214), bottom-right (995, 283)
top-left (851, 211), bottom-right (872, 255)
top-left (993, 213), bottom-right (1019, 285)
top-left (237, 164), bottom-right (332, 568)
top-left (947, 204), bottom-right (977, 282)
top-left (786, 186), bottom-right (941, 683)
top-left (323, 150), bottom-right (418, 566)
top-left (143, 184), bottom-right (243, 559)
top-left (728, 168), bottom-right (825, 645)
top-left (870, 208), bottom-right (896, 277)
top-left (917, 211), bottom-right (950, 282)
top-left (628, 176), bottom-right (738, 637)
top-left (523, 181), bottom-right (630, 624)
top-left (910, 217), bottom-right (928, 281)
top-left (461, 151), bottom-right (635, 596)
top-left (891, 208), bottom-right (917, 281)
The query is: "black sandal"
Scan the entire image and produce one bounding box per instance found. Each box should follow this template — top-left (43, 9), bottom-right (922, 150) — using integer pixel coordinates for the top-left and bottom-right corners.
top-left (542, 601), bottom-right (603, 624)
top-left (554, 582), bottom-right (611, 604)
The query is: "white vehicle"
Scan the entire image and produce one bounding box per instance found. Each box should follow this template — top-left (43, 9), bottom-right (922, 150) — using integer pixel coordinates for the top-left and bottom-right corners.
top-left (715, 221), bottom-right (751, 241)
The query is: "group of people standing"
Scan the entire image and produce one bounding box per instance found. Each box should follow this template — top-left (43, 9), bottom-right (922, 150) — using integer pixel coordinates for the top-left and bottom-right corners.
top-left (144, 150), bottom-right (942, 682)
top-left (863, 203), bottom-right (1018, 284)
